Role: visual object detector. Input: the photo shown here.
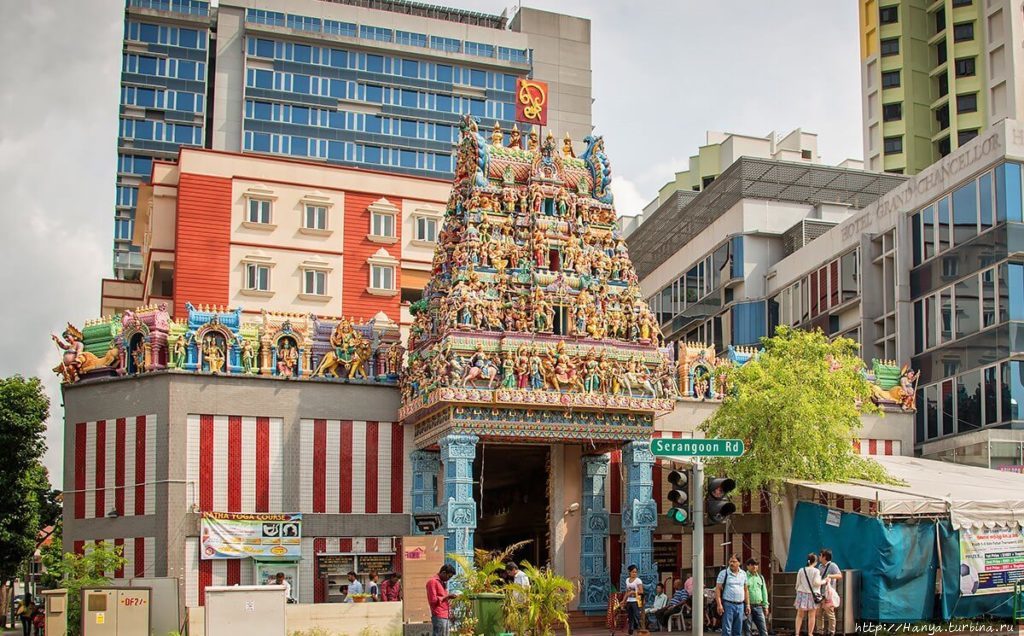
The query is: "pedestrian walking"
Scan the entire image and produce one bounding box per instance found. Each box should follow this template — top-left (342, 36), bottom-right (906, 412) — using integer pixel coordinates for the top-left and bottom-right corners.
top-left (744, 559), bottom-right (769, 636)
top-left (622, 564), bottom-right (644, 636)
top-left (17, 595), bottom-right (34, 636)
top-left (715, 555), bottom-right (749, 636)
top-left (816, 549), bottom-right (842, 636)
top-left (794, 553), bottom-right (826, 636)
top-left (427, 564), bottom-right (458, 636)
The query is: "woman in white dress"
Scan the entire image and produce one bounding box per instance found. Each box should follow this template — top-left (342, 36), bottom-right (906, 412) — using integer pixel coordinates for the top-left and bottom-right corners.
top-left (794, 553), bottom-right (826, 636)
top-left (622, 564), bottom-right (644, 636)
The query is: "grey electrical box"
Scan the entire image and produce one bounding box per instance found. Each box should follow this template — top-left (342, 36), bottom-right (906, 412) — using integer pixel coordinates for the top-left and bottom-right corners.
top-left (41, 588), bottom-right (68, 636)
top-left (204, 585), bottom-right (286, 636)
top-left (81, 588), bottom-right (151, 636)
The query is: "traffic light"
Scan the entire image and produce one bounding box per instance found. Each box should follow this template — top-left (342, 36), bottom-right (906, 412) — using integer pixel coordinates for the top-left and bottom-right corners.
top-left (705, 477), bottom-right (736, 525)
top-left (665, 469), bottom-right (690, 525)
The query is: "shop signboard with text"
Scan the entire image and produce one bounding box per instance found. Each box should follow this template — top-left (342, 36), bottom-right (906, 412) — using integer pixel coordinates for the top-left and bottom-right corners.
top-left (958, 527), bottom-right (1024, 595)
top-left (201, 512), bottom-right (302, 560)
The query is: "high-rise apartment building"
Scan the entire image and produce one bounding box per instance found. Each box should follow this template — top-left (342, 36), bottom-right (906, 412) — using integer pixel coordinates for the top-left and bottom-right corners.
top-left (860, 0), bottom-right (1024, 175)
top-left (115, 0), bottom-right (592, 279)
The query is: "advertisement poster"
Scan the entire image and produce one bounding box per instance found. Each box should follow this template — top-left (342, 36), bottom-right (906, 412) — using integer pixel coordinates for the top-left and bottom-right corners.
top-left (958, 527), bottom-right (1024, 595)
top-left (201, 512), bottom-right (302, 560)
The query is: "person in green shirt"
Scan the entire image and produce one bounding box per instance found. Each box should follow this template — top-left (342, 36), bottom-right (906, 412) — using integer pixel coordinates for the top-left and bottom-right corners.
top-left (744, 559), bottom-right (769, 636)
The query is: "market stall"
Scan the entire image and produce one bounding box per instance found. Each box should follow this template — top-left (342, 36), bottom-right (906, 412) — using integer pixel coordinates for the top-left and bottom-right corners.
top-left (773, 456), bottom-right (1024, 621)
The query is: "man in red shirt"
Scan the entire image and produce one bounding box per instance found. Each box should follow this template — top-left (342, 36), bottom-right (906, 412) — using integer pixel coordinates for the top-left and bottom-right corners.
top-left (381, 573), bottom-right (403, 601)
top-left (427, 564), bottom-right (458, 636)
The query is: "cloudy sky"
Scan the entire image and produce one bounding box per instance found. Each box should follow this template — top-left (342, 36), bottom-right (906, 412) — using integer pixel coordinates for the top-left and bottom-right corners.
top-left (0, 1), bottom-right (862, 484)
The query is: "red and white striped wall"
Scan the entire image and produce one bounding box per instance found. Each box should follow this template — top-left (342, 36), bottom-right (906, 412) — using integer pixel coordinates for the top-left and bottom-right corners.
top-left (185, 537), bottom-right (256, 607)
top-left (73, 416), bottom-right (156, 519)
top-left (299, 419), bottom-right (410, 514)
top-left (186, 415), bottom-right (283, 512)
top-left (853, 438), bottom-right (901, 456)
top-left (72, 537), bottom-right (156, 579)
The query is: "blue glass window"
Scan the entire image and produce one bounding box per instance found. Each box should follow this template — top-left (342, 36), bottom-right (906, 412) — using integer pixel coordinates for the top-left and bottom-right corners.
top-left (178, 28), bottom-right (198, 48)
top-left (503, 74), bottom-right (516, 92)
top-left (330, 49), bottom-right (348, 68)
top-left (469, 99), bottom-right (485, 117)
top-left (979, 171), bottom-right (994, 229)
top-left (139, 23), bottom-right (159, 43)
top-left (401, 90), bottom-right (417, 108)
top-left (293, 75), bottom-right (311, 94)
top-left (436, 154), bottom-right (452, 173)
top-left (1009, 264), bottom-right (1024, 321)
top-left (252, 101), bottom-right (272, 120)
top-left (436, 65), bottom-right (453, 84)
top-left (360, 26), bottom-right (392, 42)
top-left (430, 36), bottom-right (460, 53)
top-left (436, 124), bottom-right (452, 142)
top-left (134, 120), bottom-right (154, 139)
top-left (365, 115), bottom-right (382, 134)
top-left (952, 180), bottom-right (978, 244)
top-left (135, 88), bottom-right (157, 107)
top-left (173, 124), bottom-right (195, 144)
top-left (400, 119), bottom-right (417, 138)
top-left (437, 94), bottom-right (453, 113)
top-left (731, 301), bottom-right (766, 346)
top-left (996, 162), bottom-right (1023, 222)
top-left (251, 132), bottom-right (270, 152)
top-left (177, 60), bottom-right (196, 80)
top-left (396, 31), bottom-right (427, 47)
top-left (365, 146), bottom-right (381, 164)
top-left (290, 136), bottom-right (308, 156)
top-left (361, 85), bottom-right (381, 104)
top-left (399, 150), bottom-right (416, 168)
top-left (469, 69), bottom-right (486, 88)
top-left (402, 59), bottom-right (418, 78)
top-left (292, 106), bottom-right (310, 125)
top-left (254, 38), bottom-right (273, 58)
top-left (137, 56), bottom-right (158, 75)
top-left (250, 69), bottom-right (272, 89)
top-left (366, 55), bottom-right (384, 73)
top-left (324, 20), bottom-right (357, 37)
top-left (464, 41), bottom-right (494, 58)
top-left (286, 14), bottom-right (321, 32)
top-left (176, 92), bottom-right (195, 112)
top-left (730, 236), bottom-right (744, 279)
top-left (294, 44), bottom-right (312, 63)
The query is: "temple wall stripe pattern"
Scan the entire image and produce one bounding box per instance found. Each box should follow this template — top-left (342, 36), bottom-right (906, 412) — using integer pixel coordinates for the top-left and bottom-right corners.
top-left (72, 416), bottom-right (156, 519)
top-left (300, 419), bottom-right (410, 514)
top-left (72, 537), bottom-right (155, 580)
top-left (186, 415), bottom-right (284, 512)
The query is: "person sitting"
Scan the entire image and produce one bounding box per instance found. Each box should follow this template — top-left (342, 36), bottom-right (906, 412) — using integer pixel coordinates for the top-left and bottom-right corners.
top-left (645, 583), bottom-right (668, 630)
top-left (654, 578), bottom-right (689, 629)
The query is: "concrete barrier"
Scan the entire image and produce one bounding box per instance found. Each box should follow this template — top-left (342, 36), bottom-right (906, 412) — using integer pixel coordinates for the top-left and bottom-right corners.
top-left (186, 601), bottom-right (404, 636)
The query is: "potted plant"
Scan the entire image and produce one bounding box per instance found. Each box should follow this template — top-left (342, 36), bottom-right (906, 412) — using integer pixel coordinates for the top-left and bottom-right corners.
top-left (349, 593), bottom-right (372, 603)
top-left (510, 564), bottom-right (575, 636)
top-left (448, 541), bottom-right (531, 636)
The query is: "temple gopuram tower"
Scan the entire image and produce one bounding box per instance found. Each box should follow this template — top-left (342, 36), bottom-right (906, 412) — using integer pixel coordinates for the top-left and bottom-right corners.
top-left (400, 117), bottom-right (675, 609)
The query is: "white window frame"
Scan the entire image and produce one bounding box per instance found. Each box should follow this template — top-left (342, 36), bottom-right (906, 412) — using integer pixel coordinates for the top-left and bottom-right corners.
top-left (297, 259), bottom-right (333, 302)
top-left (247, 198), bottom-right (273, 224)
top-left (367, 198), bottom-right (399, 244)
top-left (367, 248), bottom-right (399, 296)
top-left (303, 268), bottom-right (327, 296)
top-left (304, 204), bottom-right (328, 231)
top-left (299, 192), bottom-right (335, 236)
top-left (245, 263), bottom-right (270, 291)
top-left (415, 216), bottom-right (437, 243)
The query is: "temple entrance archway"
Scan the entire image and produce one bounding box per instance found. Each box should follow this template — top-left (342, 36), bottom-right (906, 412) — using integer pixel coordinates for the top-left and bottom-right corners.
top-left (473, 444), bottom-right (550, 567)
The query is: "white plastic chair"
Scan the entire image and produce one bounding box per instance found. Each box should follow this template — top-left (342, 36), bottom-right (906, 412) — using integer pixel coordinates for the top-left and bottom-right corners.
top-left (667, 612), bottom-right (687, 633)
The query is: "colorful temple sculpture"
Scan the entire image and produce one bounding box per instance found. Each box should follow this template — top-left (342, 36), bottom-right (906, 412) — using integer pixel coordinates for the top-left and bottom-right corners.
top-left (399, 116), bottom-right (674, 606)
top-left (865, 359), bottom-right (918, 412)
top-left (52, 303), bottom-right (402, 385)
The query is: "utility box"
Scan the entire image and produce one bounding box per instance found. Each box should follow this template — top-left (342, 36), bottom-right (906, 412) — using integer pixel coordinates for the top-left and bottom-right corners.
top-left (81, 588), bottom-right (151, 636)
top-left (204, 585), bottom-right (286, 636)
top-left (41, 588), bottom-right (68, 636)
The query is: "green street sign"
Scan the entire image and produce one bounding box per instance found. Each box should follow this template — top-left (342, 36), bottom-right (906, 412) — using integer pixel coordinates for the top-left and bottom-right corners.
top-left (651, 438), bottom-right (745, 458)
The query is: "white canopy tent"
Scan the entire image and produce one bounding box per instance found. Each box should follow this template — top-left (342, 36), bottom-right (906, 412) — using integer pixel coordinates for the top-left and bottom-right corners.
top-left (771, 455), bottom-right (1024, 570)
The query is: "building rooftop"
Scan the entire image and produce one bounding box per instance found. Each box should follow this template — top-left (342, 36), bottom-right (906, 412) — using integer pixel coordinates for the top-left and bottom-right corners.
top-left (627, 157), bottom-right (907, 279)
top-left (319, 0), bottom-right (507, 29)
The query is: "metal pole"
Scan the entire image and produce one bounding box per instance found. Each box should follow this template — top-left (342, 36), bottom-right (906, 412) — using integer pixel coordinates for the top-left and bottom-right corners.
top-left (692, 460), bottom-right (704, 636)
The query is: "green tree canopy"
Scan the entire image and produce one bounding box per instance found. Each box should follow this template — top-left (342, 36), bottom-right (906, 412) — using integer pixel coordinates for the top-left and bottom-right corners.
top-left (699, 327), bottom-right (896, 494)
top-left (0, 375), bottom-right (51, 584)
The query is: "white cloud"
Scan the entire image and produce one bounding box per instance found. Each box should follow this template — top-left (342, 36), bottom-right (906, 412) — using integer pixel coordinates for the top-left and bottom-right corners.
top-left (609, 176), bottom-right (647, 219)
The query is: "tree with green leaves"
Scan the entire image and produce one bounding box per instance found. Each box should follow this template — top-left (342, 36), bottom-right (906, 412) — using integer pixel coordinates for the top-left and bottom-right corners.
top-left (40, 531), bottom-right (125, 636)
top-left (700, 327), bottom-right (897, 495)
top-left (0, 376), bottom-right (52, 588)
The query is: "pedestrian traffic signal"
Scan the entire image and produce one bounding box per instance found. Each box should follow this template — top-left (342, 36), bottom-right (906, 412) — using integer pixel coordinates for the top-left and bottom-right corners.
top-left (666, 469), bottom-right (690, 525)
top-left (705, 477), bottom-right (736, 525)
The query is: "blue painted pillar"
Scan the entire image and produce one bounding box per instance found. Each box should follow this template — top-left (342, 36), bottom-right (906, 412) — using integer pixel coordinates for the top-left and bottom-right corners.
top-left (410, 449), bottom-right (440, 534)
top-left (620, 440), bottom-right (657, 598)
top-left (439, 433), bottom-right (478, 578)
top-left (580, 454), bottom-right (610, 612)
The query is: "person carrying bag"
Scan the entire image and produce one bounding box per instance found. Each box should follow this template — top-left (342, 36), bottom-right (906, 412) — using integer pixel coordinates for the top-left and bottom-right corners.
top-left (793, 553), bottom-right (825, 636)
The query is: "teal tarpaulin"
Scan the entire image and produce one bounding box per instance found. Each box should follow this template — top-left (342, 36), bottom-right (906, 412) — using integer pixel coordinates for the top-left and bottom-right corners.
top-left (785, 501), bottom-right (938, 621)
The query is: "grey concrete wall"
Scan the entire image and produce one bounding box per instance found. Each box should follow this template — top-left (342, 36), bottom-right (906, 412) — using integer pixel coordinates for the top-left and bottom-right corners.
top-left (62, 372), bottom-right (403, 600)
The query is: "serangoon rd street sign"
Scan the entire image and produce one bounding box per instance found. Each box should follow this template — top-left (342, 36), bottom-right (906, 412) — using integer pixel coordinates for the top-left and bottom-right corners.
top-left (651, 438), bottom-right (745, 458)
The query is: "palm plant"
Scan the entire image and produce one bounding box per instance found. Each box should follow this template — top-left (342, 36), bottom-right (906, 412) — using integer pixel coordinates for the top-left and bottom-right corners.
top-left (448, 541), bottom-right (533, 636)
top-left (517, 564), bottom-right (575, 636)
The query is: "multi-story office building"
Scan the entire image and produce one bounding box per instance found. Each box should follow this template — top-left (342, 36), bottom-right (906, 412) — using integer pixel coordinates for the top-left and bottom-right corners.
top-left (859, 0), bottom-right (1024, 175)
top-left (767, 119), bottom-right (1024, 468)
top-left (115, 0), bottom-right (593, 279)
top-left (629, 149), bottom-right (904, 351)
top-left (619, 129), bottom-right (861, 238)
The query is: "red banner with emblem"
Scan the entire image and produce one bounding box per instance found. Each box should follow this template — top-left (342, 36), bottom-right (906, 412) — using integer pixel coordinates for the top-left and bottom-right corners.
top-left (515, 78), bottom-right (549, 126)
